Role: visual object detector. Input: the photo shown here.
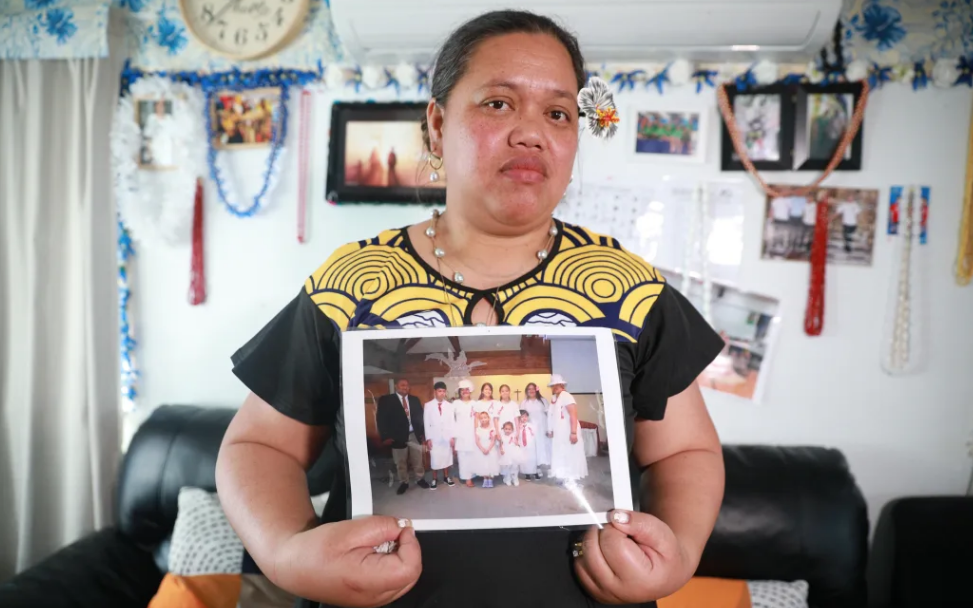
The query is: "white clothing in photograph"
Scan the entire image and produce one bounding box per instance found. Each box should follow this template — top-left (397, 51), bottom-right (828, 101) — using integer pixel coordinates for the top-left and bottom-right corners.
top-left (494, 400), bottom-right (520, 436)
top-left (770, 197), bottom-right (792, 222)
top-left (471, 427), bottom-right (500, 477)
top-left (550, 390), bottom-right (588, 481)
top-left (143, 111), bottom-right (176, 166)
top-left (519, 421), bottom-right (539, 475)
top-left (453, 399), bottom-right (477, 479)
top-left (424, 398), bottom-right (454, 470)
top-left (837, 200), bottom-right (862, 226)
top-left (803, 201), bottom-right (817, 225)
top-left (498, 432), bottom-right (522, 468)
top-left (521, 398), bottom-right (551, 466)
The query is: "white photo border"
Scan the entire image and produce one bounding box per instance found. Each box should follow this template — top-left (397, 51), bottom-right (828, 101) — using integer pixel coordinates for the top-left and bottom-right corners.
top-left (627, 102), bottom-right (710, 165)
top-left (342, 325), bottom-right (634, 531)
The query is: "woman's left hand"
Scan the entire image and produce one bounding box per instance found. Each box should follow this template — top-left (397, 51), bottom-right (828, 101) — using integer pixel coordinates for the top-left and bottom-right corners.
top-left (575, 510), bottom-right (692, 604)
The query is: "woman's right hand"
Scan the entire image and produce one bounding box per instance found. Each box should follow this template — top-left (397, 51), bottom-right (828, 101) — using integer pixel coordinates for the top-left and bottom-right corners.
top-left (274, 516), bottom-right (422, 608)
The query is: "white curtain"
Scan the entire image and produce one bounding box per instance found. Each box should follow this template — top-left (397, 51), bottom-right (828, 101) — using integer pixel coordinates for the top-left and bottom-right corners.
top-left (0, 57), bottom-right (120, 579)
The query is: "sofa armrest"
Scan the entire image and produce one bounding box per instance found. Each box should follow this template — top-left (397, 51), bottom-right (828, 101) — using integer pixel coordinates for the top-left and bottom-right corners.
top-left (0, 527), bottom-right (163, 608)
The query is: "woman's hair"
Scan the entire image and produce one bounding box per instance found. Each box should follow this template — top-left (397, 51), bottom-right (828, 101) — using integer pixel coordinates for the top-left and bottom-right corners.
top-left (479, 382), bottom-right (494, 400)
top-left (499, 384), bottom-right (511, 400)
top-left (525, 382), bottom-right (544, 401)
top-left (420, 10), bottom-right (587, 154)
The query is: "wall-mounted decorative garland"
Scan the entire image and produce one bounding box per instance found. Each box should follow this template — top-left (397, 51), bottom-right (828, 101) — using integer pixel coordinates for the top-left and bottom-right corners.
top-left (716, 80), bottom-right (870, 336)
top-left (204, 84), bottom-right (289, 218)
top-left (111, 76), bottom-right (206, 246)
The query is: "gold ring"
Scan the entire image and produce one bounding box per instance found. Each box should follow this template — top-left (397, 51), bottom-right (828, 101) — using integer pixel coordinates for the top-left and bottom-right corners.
top-left (572, 541), bottom-right (584, 558)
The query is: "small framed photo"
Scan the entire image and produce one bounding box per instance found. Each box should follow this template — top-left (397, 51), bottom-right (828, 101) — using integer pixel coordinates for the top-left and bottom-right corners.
top-left (793, 82), bottom-right (864, 171)
top-left (629, 106), bottom-right (708, 163)
top-left (761, 185), bottom-right (879, 266)
top-left (135, 98), bottom-right (176, 170)
top-left (210, 87), bottom-right (281, 149)
top-left (326, 102), bottom-right (446, 205)
top-left (343, 325), bottom-right (633, 531)
top-left (720, 85), bottom-right (795, 171)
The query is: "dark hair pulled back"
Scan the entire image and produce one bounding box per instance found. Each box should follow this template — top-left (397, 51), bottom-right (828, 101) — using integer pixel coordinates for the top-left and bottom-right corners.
top-left (419, 10), bottom-right (587, 154)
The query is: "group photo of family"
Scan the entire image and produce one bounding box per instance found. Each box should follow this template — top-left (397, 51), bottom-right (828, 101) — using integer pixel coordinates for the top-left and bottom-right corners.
top-left (353, 332), bottom-right (621, 524)
top-left (761, 186), bottom-right (878, 265)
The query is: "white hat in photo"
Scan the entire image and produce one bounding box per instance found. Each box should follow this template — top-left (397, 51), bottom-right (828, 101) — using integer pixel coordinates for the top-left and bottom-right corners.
top-left (457, 379), bottom-right (474, 391)
top-left (547, 374), bottom-right (567, 387)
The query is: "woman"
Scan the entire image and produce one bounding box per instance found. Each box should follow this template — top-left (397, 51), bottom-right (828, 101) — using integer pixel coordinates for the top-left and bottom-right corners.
top-left (547, 375), bottom-right (588, 482)
top-left (217, 9), bottom-right (724, 608)
top-left (521, 382), bottom-right (552, 476)
top-left (452, 379), bottom-right (477, 487)
top-left (494, 384), bottom-right (520, 442)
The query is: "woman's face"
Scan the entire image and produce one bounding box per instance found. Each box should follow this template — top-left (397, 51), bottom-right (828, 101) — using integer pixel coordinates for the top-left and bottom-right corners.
top-left (526, 385), bottom-right (537, 398)
top-left (482, 385), bottom-right (493, 399)
top-left (500, 386), bottom-right (510, 400)
top-left (428, 33), bottom-right (579, 232)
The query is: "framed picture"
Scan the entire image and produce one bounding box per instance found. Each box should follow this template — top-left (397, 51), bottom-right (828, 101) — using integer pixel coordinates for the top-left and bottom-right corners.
top-left (628, 105), bottom-right (708, 163)
top-left (793, 82), bottom-right (864, 171)
top-left (720, 84), bottom-right (795, 171)
top-left (343, 325), bottom-right (633, 531)
top-left (209, 87), bottom-right (280, 149)
top-left (661, 270), bottom-right (781, 405)
top-left (326, 102), bottom-right (446, 205)
top-left (761, 185), bottom-right (879, 266)
top-left (135, 98), bottom-right (176, 170)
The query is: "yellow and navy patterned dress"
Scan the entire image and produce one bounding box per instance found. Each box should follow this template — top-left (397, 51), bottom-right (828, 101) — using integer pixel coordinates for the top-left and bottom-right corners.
top-left (231, 220), bottom-right (722, 608)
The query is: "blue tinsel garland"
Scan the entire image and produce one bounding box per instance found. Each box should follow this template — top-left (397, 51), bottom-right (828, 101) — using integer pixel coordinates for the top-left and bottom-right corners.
top-left (117, 218), bottom-right (138, 410)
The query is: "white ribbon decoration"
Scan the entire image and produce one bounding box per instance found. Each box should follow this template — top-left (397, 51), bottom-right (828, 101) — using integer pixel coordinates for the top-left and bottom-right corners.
top-left (111, 77), bottom-right (206, 246)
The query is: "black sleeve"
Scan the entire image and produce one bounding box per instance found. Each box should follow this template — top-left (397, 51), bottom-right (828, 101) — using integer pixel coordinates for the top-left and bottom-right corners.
top-left (412, 397), bottom-right (425, 440)
top-left (230, 287), bottom-right (341, 426)
top-left (631, 282), bottom-right (725, 421)
top-left (376, 397), bottom-right (392, 439)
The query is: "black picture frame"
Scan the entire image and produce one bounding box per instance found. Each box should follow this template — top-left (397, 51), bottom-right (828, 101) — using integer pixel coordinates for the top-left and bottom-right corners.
top-left (720, 84), bottom-right (795, 172)
top-left (326, 101), bottom-right (445, 205)
top-left (793, 82), bottom-right (864, 171)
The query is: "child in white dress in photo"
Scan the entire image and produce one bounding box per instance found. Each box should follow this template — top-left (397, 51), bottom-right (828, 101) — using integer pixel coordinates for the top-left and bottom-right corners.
top-left (518, 410), bottom-right (539, 480)
top-left (521, 382), bottom-right (552, 477)
top-left (472, 411), bottom-right (500, 488)
top-left (494, 385), bottom-right (521, 442)
top-left (498, 421), bottom-right (522, 486)
top-left (547, 374), bottom-right (588, 483)
top-left (452, 379), bottom-right (478, 488)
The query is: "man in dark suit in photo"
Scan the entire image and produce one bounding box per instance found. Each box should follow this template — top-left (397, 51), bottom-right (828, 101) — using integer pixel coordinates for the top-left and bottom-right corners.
top-left (377, 378), bottom-right (429, 494)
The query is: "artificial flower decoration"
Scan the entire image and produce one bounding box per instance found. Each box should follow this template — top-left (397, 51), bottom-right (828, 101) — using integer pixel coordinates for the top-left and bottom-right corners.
top-left (578, 76), bottom-right (619, 139)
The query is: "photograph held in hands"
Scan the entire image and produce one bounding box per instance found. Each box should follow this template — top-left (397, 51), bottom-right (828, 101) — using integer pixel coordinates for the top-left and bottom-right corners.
top-left (343, 326), bottom-right (633, 532)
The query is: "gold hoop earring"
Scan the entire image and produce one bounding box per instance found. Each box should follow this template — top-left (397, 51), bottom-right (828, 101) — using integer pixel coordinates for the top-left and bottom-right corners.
top-left (429, 154), bottom-right (443, 182)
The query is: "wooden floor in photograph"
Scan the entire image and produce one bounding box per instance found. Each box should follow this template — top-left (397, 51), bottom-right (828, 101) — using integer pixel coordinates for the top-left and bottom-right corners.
top-left (370, 455), bottom-right (615, 521)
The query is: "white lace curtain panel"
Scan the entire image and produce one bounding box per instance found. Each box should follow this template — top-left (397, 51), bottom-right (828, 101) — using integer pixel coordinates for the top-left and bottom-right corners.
top-left (0, 57), bottom-right (120, 579)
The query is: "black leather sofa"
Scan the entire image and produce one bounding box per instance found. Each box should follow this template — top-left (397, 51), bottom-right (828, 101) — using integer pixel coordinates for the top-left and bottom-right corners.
top-left (0, 404), bottom-right (869, 607)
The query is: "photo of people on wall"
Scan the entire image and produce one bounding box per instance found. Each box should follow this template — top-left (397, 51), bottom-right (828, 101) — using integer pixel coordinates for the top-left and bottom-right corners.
top-left (136, 98), bottom-right (175, 169)
top-left (634, 111), bottom-right (700, 157)
top-left (344, 120), bottom-right (447, 189)
top-left (210, 88), bottom-right (279, 148)
top-left (761, 186), bottom-right (878, 266)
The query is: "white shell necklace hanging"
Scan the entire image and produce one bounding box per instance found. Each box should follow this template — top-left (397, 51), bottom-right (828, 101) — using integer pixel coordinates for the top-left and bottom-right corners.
top-left (425, 209), bottom-right (558, 285)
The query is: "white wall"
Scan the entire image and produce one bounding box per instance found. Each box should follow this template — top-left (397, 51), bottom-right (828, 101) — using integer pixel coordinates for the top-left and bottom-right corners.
top-left (128, 83), bottom-right (973, 530)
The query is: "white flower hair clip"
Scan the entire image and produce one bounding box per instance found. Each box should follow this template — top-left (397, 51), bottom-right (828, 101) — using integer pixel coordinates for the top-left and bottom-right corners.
top-left (578, 76), bottom-right (619, 139)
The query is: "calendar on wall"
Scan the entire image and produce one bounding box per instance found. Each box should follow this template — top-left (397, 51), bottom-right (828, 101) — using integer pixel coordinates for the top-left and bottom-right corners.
top-left (555, 179), bottom-right (747, 287)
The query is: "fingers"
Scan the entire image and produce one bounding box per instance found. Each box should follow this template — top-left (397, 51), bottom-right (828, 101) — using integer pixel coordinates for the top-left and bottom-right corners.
top-left (342, 516), bottom-right (411, 551)
top-left (579, 527), bottom-right (621, 590)
top-left (350, 523), bottom-right (423, 597)
top-left (609, 510), bottom-right (676, 562)
top-left (597, 524), bottom-right (653, 586)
